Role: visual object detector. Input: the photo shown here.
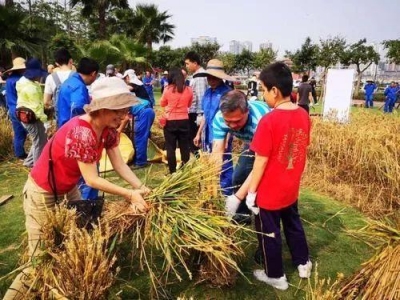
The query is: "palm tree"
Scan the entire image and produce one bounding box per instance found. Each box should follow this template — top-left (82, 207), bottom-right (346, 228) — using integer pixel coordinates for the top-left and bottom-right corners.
top-left (109, 34), bottom-right (148, 69)
top-left (131, 4), bottom-right (175, 50)
top-left (79, 34), bottom-right (149, 70)
top-left (70, 0), bottom-right (129, 39)
top-left (0, 5), bottom-right (42, 63)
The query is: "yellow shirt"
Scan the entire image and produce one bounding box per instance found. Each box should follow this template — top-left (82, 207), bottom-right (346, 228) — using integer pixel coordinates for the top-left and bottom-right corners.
top-left (16, 76), bottom-right (47, 122)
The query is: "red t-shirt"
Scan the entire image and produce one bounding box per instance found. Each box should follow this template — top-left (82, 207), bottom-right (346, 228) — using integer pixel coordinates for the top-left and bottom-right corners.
top-left (31, 117), bottom-right (119, 194)
top-left (250, 108), bottom-right (311, 210)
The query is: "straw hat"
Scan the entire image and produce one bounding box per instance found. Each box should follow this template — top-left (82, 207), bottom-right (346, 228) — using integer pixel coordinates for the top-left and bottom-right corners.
top-left (84, 77), bottom-right (139, 113)
top-left (163, 70), bottom-right (168, 75)
top-left (194, 59), bottom-right (234, 81)
top-left (4, 57), bottom-right (26, 73)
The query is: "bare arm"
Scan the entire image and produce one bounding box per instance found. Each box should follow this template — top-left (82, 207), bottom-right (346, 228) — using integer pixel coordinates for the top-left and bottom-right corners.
top-left (248, 154), bottom-right (269, 193)
top-left (44, 93), bottom-right (52, 108)
top-left (106, 146), bottom-right (147, 191)
top-left (308, 92), bottom-right (313, 104)
top-left (193, 117), bottom-right (205, 147)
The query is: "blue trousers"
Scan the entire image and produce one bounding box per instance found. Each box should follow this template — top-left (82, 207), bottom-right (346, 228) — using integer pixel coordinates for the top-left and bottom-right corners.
top-left (233, 147), bottom-right (255, 215)
top-left (365, 94), bottom-right (373, 108)
top-left (384, 97), bottom-right (396, 113)
top-left (9, 109), bottom-right (27, 158)
top-left (144, 87), bottom-right (155, 107)
top-left (255, 201), bottom-right (309, 278)
top-left (78, 164), bottom-right (100, 200)
top-left (133, 108), bottom-right (155, 166)
top-left (205, 137), bottom-right (233, 196)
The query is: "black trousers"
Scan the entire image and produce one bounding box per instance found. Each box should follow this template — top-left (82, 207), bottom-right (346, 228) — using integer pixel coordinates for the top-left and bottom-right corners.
top-left (255, 201), bottom-right (309, 278)
top-left (298, 104), bottom-right (309, 114)
top-left (188, 112), bottom-right (199, 153)
top-left (163, 119), bottom-right (191, 173)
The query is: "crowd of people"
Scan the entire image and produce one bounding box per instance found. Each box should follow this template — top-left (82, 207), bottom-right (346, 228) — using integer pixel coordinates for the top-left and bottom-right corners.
top-left (2, 48), bottom-right (315, 298)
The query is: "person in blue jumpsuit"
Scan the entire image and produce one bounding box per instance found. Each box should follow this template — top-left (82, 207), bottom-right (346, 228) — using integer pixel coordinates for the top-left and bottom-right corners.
top-left (4, 57), bottom-right (28, 159)
top-left (130, 98), bottom-right (155, 167)
top-left (142, 71), bottom-right (155, 107)
top-left (363, 80), bottom-right (376, 108)
top-left (384, 82), bottom-right (398, 113)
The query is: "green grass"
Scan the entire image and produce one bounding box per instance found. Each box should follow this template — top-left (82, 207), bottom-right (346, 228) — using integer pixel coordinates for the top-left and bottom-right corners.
top-left (0, 158), bottom-right (373, 299)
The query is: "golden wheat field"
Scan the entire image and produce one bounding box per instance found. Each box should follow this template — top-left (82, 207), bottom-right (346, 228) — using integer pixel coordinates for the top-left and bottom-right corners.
top-left (304, 110), bottom-right (400, 217)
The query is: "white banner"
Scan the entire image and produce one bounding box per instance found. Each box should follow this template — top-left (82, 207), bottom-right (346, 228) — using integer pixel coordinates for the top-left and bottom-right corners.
top-left (323, 69), bottom-right (355, 123)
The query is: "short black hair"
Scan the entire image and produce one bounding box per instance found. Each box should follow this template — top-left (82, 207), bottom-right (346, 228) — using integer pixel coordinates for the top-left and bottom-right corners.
top-left (184, 51), bottom-right (201, 65)
top-left (77, 57), bottom-right (99, 75)
top-left (259, 62), bottom-right (293, 98)
top-left (302, 74), bottom-right (309, 82)
top-left (54, 48), bottom-right (72, 66)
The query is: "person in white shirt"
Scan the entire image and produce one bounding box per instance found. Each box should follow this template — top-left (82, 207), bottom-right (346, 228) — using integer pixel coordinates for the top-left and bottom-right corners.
top-left (43, 48), bottom-right (74, 109)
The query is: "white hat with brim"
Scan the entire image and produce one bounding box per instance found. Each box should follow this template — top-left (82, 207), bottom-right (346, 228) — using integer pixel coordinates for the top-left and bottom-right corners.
top-left (123, 69), bottom-right (143, 86)
top-left (84, 77), bottom-right (139, 113)
top-left (193, 59), bottom-right (235, 81)
top-left (4, 57), bottom-right (26, 74)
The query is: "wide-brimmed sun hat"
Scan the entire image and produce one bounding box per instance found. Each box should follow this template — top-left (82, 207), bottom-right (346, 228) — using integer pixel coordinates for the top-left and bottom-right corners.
top-left (23, 58), bottom-right (47, 80)
top-left (84, 77), bottom-right (139, 113)
top-left (163, 70), bottom-right (168, 75)
top-left (193, 59), bottom-right (235, 81)
top-left (123, 69), bottom-right (143, 86)
top-left (4, 57), bottom-right (26, 74)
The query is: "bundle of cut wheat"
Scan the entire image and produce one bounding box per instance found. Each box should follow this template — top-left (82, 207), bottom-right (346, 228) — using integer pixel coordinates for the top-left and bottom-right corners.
top-left (102, 155), bottom-right (249, 293)
top-left (339, 215), bottom-right (400, 299)
top-left (21, 205), bottom-right (119, 299)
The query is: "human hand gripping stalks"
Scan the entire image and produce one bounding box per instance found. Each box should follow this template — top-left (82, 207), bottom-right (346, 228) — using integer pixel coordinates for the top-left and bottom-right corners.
top-left (101, 155), bottom-right (253, 296)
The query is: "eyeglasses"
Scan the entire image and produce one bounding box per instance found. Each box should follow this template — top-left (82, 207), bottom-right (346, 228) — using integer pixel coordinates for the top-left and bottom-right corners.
top-left (112, 108), bottom-right (130, 116)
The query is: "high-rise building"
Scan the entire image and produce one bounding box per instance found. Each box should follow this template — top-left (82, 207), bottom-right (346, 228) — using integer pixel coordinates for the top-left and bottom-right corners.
top-left (242, 41), bottom-right (253, 52)
top-left (260, 42), bottom-right (273, 50)
top-left (229, 40), bottom-right (241, 55)
top-left (229, 40), bottom-right (253, 54)
top-left (191, 36), bottom-right (217, 45)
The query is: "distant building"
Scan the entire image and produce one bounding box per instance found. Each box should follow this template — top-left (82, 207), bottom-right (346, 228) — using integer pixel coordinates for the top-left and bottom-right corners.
top-left (260, 42), bottom-right (273, 50)
top-left (242, 41), bottom-right (253, 52)
top-left (191, 36), bottom-right (218, 45)
top-left (229, 40), bottom-right (242, 55)
top-left (229, 40), bottom-right (253, 54)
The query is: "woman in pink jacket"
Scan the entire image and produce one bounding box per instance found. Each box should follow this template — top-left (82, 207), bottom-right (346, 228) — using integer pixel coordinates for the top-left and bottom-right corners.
top-left (160, 68), bottom-right (193, 173)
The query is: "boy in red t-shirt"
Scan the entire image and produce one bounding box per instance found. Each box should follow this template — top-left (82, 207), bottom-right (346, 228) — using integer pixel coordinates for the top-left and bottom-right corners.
top-left (246, 62), bottom-right (312, 290)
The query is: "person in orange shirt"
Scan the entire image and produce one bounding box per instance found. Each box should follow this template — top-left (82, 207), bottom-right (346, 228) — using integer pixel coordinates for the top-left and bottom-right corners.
top-left (160, 68), bottom-right (193, 173)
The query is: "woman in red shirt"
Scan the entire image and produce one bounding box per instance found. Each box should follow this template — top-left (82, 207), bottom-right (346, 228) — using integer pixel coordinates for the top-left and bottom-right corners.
top-left (160, 68), bottom-right (193, 173)
top-left (4, 77), bottom-right (150, 299)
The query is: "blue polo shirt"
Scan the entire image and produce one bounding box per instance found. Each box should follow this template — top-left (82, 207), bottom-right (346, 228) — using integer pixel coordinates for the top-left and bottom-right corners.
top-left (212, 100), bottom-right (271, 143)
top-left (57, 72), bottom-right (90, 128)
top-left (202, 83), bottom-right (231, 145)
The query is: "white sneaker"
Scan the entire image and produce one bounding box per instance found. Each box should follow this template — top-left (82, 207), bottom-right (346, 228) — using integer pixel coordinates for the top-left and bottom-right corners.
top-left (253, 269), bottom-right (289, 290)
top-left (298, 260), bottom-right (312, 278)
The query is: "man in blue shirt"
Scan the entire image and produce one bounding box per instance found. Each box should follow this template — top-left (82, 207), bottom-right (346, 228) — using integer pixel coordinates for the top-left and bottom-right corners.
top-left (57, 58), bottom-right (99, 128)
top-left (57, 57), bottom-right (99, 200)
top-left (212, 90), bottom-right (270, 224)
top-left (193, 59), bottom-right (234, 197)
top-left (142, 71), bottom-right (155, 107)
top-left (363, 80), bottom-right (377, 108)
top-left (160, 71), bottom-right (168, 94)
top-left (4, 57), bottom-right (28, 159)
top-left (384, 81), bottom-right (398, 113)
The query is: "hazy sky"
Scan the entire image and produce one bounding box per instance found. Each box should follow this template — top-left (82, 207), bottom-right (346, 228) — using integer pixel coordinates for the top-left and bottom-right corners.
top-left (128, 0), bottom-right (400, 57)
